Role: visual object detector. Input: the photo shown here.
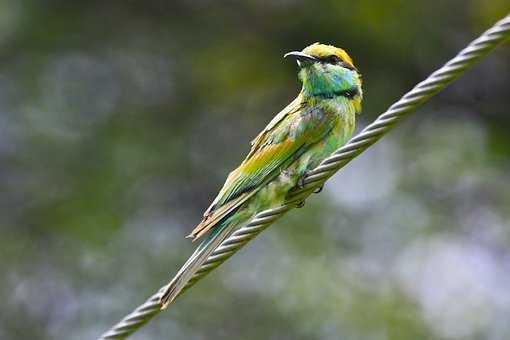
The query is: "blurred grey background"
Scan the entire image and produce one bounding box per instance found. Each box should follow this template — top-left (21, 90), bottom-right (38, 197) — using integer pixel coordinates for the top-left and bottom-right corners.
top-left (1, 1), bottom-right (509, 339)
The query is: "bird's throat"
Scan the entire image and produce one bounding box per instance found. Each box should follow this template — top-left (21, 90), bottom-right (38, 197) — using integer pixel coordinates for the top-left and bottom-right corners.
top-left (299, 65), bottom-right (360, 100)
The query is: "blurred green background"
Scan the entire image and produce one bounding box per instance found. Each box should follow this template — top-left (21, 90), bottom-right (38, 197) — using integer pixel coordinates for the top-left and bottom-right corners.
top-left (1, 1), bottom-right (509, 339)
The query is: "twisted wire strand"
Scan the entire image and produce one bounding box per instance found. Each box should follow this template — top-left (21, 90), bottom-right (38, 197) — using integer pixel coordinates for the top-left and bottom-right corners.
top-left (99, 14), bottom-right (510, 339)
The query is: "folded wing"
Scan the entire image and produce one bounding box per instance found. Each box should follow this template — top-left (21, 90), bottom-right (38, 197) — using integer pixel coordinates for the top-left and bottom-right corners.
top-left (189, 95), bottom-right (334, 240)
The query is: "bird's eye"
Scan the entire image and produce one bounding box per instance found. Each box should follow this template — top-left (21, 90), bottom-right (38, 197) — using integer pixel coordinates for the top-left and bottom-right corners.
top-left (327, 55), bottom-right (341, 64)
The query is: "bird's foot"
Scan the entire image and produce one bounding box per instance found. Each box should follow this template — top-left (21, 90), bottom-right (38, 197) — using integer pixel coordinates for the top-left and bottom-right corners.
top-left (297, 170), bottom-right (311, 189)
top-left (296, 200), bottom-right (306, 208)
top-left (313, 185), bottom-right (323, 194)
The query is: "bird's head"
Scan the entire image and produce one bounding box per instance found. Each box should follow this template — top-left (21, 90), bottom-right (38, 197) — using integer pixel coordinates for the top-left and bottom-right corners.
top-left (285, 43), bottom-right (362, 101)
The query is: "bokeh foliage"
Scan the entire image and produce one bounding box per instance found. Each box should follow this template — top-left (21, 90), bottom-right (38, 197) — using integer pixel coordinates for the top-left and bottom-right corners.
top-left (0, 1), bottom-right (509, 339)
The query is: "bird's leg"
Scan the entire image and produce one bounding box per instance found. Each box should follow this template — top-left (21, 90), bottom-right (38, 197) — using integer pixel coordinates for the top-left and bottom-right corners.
top-left (281, 169), bottom-right (306, 208)
top-left (297, 170), bottom-right (323, 193)
top-left (297, 170), bottom-right (311, 189)
top-left (295, 170), bottom-right (311, 208)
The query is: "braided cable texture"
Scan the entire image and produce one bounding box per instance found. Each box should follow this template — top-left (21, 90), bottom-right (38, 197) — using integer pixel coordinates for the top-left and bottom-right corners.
top-left (99, 14), bottom-right (510, 339)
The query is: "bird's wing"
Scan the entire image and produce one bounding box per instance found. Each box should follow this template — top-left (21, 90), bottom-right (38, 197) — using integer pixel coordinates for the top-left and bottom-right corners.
top-left (189, 95), bottom-right (333, 240)
top-left (248, 95), bottom-right (303, 156)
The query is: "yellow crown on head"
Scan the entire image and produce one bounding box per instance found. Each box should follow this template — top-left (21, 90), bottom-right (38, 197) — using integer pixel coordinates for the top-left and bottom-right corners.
top-left (302, 43), bottom-right (355, 70)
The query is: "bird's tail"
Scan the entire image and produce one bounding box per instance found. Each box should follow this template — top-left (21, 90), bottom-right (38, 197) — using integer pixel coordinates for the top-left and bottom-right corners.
top-left (159, 217), bottom-right (237, 309)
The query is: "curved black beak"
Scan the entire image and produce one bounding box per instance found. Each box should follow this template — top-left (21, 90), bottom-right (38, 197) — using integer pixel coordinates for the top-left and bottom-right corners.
top-left (284, 51), bottom-right (318, 64)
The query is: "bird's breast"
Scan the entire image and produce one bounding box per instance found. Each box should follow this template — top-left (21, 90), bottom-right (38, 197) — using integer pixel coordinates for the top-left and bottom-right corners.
top-left (326, 97), bottom-right (357, 146)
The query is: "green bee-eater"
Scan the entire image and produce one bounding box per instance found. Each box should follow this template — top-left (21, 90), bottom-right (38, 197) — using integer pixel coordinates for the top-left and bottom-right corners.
top-left (161, 43), bottom-right (363, 308)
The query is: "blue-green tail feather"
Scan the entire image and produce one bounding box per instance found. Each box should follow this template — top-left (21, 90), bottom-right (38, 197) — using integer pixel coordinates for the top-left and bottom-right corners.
top-left (160, 214), bottom-right (238, 308)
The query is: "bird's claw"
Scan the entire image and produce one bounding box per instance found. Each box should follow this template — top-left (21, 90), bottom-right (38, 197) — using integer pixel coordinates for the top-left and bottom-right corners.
top-left (297, 170), bottom-right (311, 189)
top-left (296, 200), bottom-right (305, 208)
top-left (297, 176), bottom-right (306, 189)
top-left (313, 185), bottom-right (323, 194)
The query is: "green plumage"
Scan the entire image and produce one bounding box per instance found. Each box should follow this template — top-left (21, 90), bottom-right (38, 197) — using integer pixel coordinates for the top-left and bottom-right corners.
top-left (160, 43), bottom-right (363, 307)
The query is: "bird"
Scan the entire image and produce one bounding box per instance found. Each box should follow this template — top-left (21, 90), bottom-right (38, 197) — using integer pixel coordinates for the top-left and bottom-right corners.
top-left (160, 43), bottom-right (363, 308)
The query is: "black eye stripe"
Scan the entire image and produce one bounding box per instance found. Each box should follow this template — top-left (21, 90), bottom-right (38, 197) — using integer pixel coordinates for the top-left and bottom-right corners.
top-left (316, 55), bottom-right (357, 72)
top-left (341, 63), bottom-right (356, 71)
top-left (320, 55), bottom-right (342, 64)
